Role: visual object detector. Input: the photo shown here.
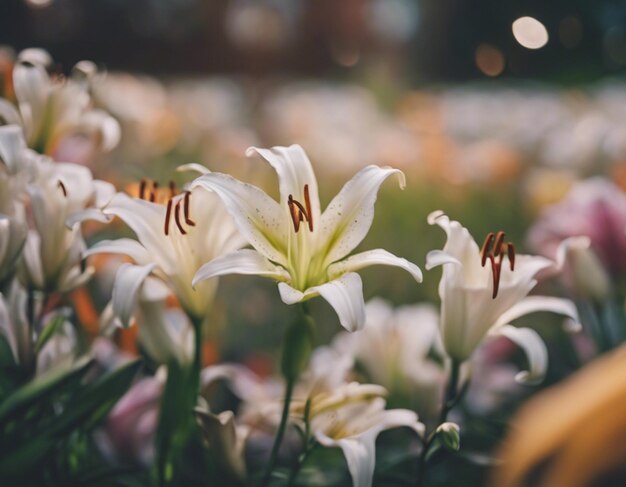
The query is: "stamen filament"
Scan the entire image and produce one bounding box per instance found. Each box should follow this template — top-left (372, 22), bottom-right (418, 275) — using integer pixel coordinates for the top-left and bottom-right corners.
top-left (303, 184), bottom-right (313, 231)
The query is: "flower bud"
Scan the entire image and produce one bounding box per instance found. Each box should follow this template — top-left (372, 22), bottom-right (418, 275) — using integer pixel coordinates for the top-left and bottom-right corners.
top-left (436, 422), bottom-right (461, 451)
top-left (563, 237), bottom-right (611, 301)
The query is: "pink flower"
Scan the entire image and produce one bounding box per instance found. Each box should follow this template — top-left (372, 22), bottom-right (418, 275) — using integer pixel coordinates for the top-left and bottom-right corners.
top-left (528, 178), bottom-right (626, 276)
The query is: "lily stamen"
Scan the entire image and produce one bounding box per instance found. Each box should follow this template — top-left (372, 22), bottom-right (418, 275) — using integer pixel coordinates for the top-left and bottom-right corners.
top-left (287, 184), bottom-right (313, 233)
top-left (149, 181), bottom-right (158, 203)
top-left (57, 180), bottom-right (67, 197)
top-left (164, 198), bottom-right (173, 235)
top-left (184, 191), bottom-right (196, 226)
top-left (169, 180), bottom-right (176, 198)
top-left (174, 200), bottom-right (187, 235)
top-left (139, 178), bottom-right (147, 200)
top-left (480, 231), bottom-right (516, 299)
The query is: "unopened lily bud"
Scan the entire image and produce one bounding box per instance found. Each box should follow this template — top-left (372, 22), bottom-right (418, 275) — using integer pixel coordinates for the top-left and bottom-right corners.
top-left (563, 237), bottom-right (611, 301)
top-left (436, 422), bottom-right (461, 451)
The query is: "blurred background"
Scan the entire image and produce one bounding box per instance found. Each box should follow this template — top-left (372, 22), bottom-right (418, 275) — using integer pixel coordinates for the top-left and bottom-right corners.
top-left (1, 0), bottom-right (625, 379)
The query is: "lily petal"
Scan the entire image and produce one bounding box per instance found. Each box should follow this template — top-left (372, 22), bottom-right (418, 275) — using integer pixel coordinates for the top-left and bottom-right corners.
top-left (0, 125), bottom-right (27, 174)
top-left (425, 249), bottom-right (462, 271)
top-left (0, 100), bottom-right (22, 128)
top-left (83, 238), bottom-right (152, 266)
top-left (493, 296), bottom-right (580, 330)
top-left (308, 273), bottom-right (366, 332)
top-left (192, 249), bottom-right (290, 287)
top-left (190, 173), bottom-right (287, 266)
top-left (328, 248), bottom-right (422, 283)
top-left (319, 165), bottom-right (405, 265)
top-left (13, 62), bottom-right (50, 143)
top-left (102, 193), bottom-right (175, 273)
top-left (177, 163), bottom-right (211, 175)
top-left (246, 144), bottom-right (321, 220)
top-left (112, 263), bottom-right (156, 328)
top-left (493, 325), bottom-right (548, 385)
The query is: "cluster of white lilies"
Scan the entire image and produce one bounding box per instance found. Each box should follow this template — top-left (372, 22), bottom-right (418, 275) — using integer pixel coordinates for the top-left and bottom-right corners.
top-left (0, 50), bottom-right (581, 487)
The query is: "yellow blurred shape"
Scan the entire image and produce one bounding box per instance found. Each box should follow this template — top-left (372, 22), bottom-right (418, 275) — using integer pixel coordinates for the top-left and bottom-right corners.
top-left (493, 345), bottom-right (626, 487)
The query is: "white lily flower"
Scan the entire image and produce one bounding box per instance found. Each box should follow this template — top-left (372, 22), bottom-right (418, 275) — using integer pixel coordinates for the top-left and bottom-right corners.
top-left (0, 124), bottom-right (37, 216)
top-left (426, 211), bottom-right (580, 384)
top-left (82, 179), bottom-right (245, 321)
top-left (191, 144), bottom-right (422, 331)
top-left (0, 213), bottom-right (27, 288)
top-left (0, 283), bottom-right (33, 367)
top-left (18, 159), bottom-right (112, 292)
top-left (331, 298), bottom-right (445, 416)
top-left (0, 50), bottom-right (120, 160)
top-left (303, 382), bottom-right (424, 487)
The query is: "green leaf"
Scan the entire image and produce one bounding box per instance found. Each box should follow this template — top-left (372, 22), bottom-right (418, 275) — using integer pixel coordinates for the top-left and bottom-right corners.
top-left (34, 315), bottom-right (66, 354)
top-left (0, 359), bottom-right (142, 477)
top-left (0, 357), bottom-right (94, 425)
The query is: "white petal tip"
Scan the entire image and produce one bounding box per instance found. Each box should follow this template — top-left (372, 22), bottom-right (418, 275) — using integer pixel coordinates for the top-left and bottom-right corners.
top-left (427, 210), bottom-right (446, 225)
top-left (514, 371), bottom-right (542, 385)
top-left (564, 319), bottom-right (583, 333)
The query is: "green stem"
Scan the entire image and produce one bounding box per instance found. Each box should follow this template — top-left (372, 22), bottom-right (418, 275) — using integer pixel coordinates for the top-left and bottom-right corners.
top-left (438, 359), bottom-right (461, 425)
top-left (260, 303), bottom-right (314, 487)
top-left (416, 359), bottom-right (461, 487)
top-left (287, 442), bottom-right (317, 487)
top-left (259, 375), bottom-right (295, 487)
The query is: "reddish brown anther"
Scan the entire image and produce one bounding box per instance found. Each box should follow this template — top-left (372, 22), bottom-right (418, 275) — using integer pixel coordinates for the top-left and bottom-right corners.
top-left (57, 180), bottom-right (67, 197)
top-left (139, 179), bottom-right (147, 200)
top-left (480, 231), bottom-right (516, 299)
top-left (174, 200), bottom-right (187, 235)
top-left (183, 191), bottom-right (196, 226)
top-left (164, 199), bottom-right (173, 236)
top-left (287, 184), bottom-right (313, 233)
top-left (149, 181), bottom-right (158, 203)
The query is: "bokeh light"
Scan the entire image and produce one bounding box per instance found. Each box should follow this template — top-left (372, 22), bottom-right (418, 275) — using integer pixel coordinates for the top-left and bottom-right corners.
top-left (512, 16), bottom-right (549, 50)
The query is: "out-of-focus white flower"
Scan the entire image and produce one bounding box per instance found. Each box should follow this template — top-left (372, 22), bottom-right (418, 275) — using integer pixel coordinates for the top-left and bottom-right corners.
top-left (0, 214), bottom-right (27, 288)
top-left (0, 50), bottom-right (120, 162)
top-left (195, 405), bottom-right (249, 481)
top-left (35, 312), bottom-right (77, 374)
top-left (100, 264), bottom-right (194, 365)
top-left (426, 211), bottom-right (579, 384)
top-left (331, 298), bottom-right (445, 416)
top-left (192, 144), bottom-right (422, 332)
top-left (558, 236), bottom-right (611, 301)
top-left (82, 178), bottom-right (245, 321)
top-left (18, 159), bottom-right (112, 292)
top-left (0, 283), bottom-right (33, 367)
top-left (302, 382), bottom-right (424, 487)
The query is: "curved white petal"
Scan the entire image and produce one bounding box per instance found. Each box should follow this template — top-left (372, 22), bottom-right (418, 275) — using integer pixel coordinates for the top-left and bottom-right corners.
top-left (193, 249), bottom-right (290, 287)
top-left (246, 144), bottom-right (321, 220)
top-left (277, 281), bottom-right (307, 304)
top-left (425, 249), bottom-right (462, 271)
top-left (319, 165), bottom-right (405, 265)
top-left (112, 263), bottom-right (156, 328)
top-left (0, 125), bottom-right (27, 174)
top-left (328, 248), bottom-right (422, 283)
top-left (83, 238), bottom-right (152, 266)
top-left (13, 62), bottom-right (50, 143)
top-left (102, 193), bottom-right (174, 272)
top-left (177, 163), bottom-right (211, 175)
top-left (0, 100), bottom-right (22, 128)
top-left (493, 296), bottom-right (580, 330)
top-left (190, 173), bottom-right (287, 266)
top-left (66, 208), bottom-right (113, 228)
top-left (492, 325), bottom-right (547, 385)
top-left (308, 273), bottom-right (366, 332)
top-left (334, 436), bottom-right (374, 487)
